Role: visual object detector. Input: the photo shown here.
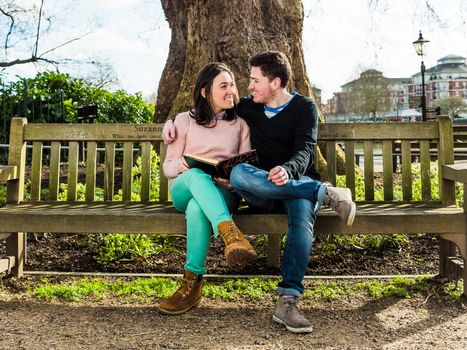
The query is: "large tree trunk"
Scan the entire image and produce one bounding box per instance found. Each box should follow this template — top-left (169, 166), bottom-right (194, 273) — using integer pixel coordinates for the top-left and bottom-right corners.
top-left (155, 0), bottom-right (346, 176)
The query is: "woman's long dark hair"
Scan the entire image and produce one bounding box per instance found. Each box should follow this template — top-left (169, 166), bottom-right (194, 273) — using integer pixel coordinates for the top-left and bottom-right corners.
top-left (190, 62), bottom-right (239, 127)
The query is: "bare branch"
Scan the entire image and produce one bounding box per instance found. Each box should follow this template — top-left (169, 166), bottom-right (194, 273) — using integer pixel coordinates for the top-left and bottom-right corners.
top-left (0, 55), bottom-right (59, 68)
top-left (0, 6), bottom-right (15, 57)
top-left (33, 0), bottom-right (45, 57)
top-left (38, 31), bottom-right (93, 58)
top-left (424, 0), bottom-right (447, 29)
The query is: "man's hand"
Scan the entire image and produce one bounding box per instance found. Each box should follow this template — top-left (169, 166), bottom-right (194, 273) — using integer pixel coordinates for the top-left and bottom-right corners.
top-left (268, 166), bottom-right (289, 186)
top-left (162, 119), bottom-right (177, 145)
top-left (213, 177), bottom-right (234, 192)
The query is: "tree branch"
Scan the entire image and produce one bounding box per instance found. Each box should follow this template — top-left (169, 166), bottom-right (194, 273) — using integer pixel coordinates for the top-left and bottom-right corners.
top-left (33, 0), bottom-right (45, 57)
top-left (0, 7), bottom-right (15, 57)
top-left (0, 55), bottom-right (58, 68)
top-left (38, 31), bottom-right (93, 58)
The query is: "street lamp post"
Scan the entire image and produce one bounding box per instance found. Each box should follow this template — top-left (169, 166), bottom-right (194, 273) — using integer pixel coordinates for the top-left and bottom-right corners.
top-left (413, 31), bottom-right (429, 121)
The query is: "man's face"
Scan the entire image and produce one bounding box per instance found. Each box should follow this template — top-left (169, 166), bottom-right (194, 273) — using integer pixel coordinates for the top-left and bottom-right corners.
top-left (248, 66), bottom-right (274, 104)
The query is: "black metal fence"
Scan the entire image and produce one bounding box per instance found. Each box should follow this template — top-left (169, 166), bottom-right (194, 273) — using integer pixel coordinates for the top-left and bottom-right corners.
top-left (1, 81), bottom-right (66, 162)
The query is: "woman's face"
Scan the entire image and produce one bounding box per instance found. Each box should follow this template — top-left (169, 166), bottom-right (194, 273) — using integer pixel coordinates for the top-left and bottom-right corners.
top-left (208, 71), bottom-right (237, 113)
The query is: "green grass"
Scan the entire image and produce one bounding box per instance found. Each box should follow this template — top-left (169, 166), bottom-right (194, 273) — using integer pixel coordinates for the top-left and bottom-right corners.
top-left (32, 277), bottom-right (179, 302)
top-left (28, 276), bottom-right (463, 303)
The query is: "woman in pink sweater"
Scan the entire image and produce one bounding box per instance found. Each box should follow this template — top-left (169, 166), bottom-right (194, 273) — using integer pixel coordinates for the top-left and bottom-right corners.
top-left (159, 62), bottom-right (257, 315)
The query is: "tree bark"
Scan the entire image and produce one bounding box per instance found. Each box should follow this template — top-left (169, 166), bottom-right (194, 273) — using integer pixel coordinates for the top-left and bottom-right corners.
top-left (156, 0), bottom-right (347, 176)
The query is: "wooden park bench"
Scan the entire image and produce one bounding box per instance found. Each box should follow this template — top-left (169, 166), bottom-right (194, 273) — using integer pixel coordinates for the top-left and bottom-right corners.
top-left (0, 116), bottom-right (465, 297)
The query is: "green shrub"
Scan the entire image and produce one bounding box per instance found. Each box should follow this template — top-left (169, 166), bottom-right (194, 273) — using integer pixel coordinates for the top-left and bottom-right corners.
top-left (0, 184), bottom-right (5, 207)
top-left (97, 234), bottom-right (157, 264)
top-left (2, 72), bottom-right (154, 125)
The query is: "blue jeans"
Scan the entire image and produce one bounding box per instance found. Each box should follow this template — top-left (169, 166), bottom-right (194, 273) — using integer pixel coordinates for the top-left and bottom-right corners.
top-left (230, 163), bottom-right (327, 296)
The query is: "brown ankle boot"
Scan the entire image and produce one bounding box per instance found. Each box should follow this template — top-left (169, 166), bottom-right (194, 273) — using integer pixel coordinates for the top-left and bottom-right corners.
top-left (218, 221), bottom-right (257, 266)
top-left (158, 270), bottom-right (203, 315)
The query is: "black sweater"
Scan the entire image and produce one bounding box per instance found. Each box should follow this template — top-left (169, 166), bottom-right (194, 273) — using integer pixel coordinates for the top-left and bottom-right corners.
top-left (237, 94), bottom-right (320, 180)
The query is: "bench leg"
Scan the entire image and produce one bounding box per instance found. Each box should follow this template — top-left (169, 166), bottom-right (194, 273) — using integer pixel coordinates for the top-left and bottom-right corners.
top-left (439, 236), bottom-right (458, 278)
top-left (6, 232), bottom-right (25, 277)
top-left (266, 235), bottom-right (281, 267)
top-left (464, 265), bottom-right (467, 299)
top-left (440, 234), bottom-right (467, 298)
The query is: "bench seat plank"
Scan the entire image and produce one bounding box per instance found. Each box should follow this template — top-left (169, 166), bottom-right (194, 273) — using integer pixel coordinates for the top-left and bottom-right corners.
top-left (0, 202), bottom-right (463, 235)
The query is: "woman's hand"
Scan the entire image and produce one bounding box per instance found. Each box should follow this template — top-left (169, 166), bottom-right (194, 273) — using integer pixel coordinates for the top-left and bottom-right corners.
top-left (213, 177), bottom-right (233, 192)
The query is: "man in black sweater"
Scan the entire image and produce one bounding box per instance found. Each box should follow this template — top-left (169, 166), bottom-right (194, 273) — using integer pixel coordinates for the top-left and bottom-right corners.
top-left (162, 51), bottom-right (355, 334)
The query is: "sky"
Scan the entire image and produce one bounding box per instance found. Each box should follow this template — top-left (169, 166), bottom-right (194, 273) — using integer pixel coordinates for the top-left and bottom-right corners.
top-left (2, 0), bottom-right (467, 102)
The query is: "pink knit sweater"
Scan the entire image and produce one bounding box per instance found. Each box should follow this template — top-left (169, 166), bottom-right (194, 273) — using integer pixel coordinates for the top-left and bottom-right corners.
top-left (163, 111), bottom-right (251, 179)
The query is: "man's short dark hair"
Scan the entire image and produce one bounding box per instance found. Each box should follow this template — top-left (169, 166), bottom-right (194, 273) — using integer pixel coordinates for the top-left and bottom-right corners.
top-left (249, 51), bottom-right (292, 88)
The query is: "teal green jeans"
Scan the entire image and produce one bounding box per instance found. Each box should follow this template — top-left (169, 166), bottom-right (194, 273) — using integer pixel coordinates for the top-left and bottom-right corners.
top-left (170, 168), bottom-right (239, 275)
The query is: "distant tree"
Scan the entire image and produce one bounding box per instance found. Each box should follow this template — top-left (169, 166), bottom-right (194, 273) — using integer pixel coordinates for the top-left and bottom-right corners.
top-left (436, 96), bottom-right (467, 118)
top-left (0, 0), bottom-right (93, 68)
top-left (339, 69), bottom-right (391, 122)
top-left (83, 61), bottom-right (120, 91)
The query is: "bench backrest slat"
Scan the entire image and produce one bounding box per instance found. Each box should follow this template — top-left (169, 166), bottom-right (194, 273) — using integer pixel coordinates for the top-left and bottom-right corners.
top-left (420, 140), bottom-right (431, 201)
top-left (438, 116), bottom-right (455, 205)
top-left (326, 140), bottom-right (336, 185)
top-left (159, 143), bottom-right (169, 202)
top-left (382, 140), bottom-right (393, 200)
top-left (7, 119), bottom-right (27, 203)
top-left (318, 122), bottom-right (439, 140)
top-left (67, 141), bottom-right (79, 201)
top-left (401, 140), bottom-right (412, 200)
top-left (30, 141), bottom-right (43, 201)
top-left (49, 141), bottom-right (61, 201)
top-left (344, 140), bottom-right (355, 199)
top-left (140, 141), bottom-right (153, 202)
top-left (104, 142), bottom-right (116, 201)
top-left (85, 141), bottom-right (97, 202)
top-left (23, 123), bottom-right (163, 141)
top-left (363, 140), bottom-right (374, 201)
top-left (122, 142), bottom-right (133, 202)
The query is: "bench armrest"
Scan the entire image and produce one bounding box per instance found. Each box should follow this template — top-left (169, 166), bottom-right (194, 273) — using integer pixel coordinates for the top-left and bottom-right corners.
top-left (441, 161), bottom-right (467, 183)
top-left (0, 165), bottom-right (18, 182)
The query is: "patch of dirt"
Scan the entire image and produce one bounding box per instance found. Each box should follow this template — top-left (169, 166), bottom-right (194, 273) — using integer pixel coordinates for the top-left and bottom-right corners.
top-left (5, 232), bottom-right (439, 277)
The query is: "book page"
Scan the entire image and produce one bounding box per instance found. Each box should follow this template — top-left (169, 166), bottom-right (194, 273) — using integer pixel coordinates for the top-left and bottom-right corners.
top-left (183, 153), bottom-right (219, 165)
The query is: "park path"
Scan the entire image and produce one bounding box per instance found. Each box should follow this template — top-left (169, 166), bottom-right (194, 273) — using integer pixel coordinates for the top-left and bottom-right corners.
top-left (1, 295), bottom-right (466, 349)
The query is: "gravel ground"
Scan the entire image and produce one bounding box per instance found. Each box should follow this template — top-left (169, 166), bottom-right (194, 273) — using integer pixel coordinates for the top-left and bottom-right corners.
top-left (1, 278), bottom-right (466, 350)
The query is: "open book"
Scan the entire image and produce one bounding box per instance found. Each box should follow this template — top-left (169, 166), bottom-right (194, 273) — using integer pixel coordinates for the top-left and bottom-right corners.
top-left (183, 149), bottom-right (258, 179)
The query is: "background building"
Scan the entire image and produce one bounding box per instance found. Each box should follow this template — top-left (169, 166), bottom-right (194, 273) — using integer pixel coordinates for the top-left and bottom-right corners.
top-left (409, 54), bottom-right (467, 106)
top-left (327, 54), bottom-right (467, 122)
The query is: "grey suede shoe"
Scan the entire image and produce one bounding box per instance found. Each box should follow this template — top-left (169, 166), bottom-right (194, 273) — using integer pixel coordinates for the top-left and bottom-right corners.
top-left (272, 296), bottom-right (313, 333)
top-left (323, 186), bottom-right (356, 226)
